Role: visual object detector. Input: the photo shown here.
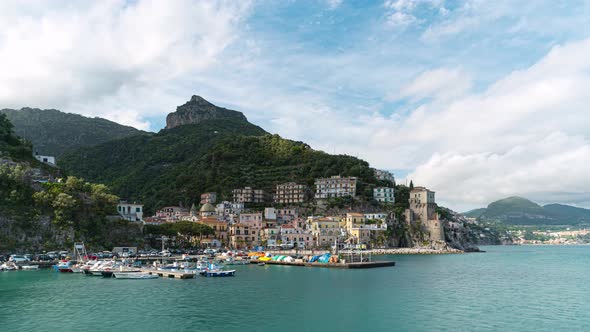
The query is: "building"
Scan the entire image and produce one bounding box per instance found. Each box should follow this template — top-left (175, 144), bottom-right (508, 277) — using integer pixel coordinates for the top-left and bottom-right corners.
top-left (33, 152), bottom-right (56, 166)
top-left (264, 207), bottom-right (277, 220)
top-left (200, 192), bottom-right (217, 205)
top-left (314, 176), bottom-right (357, 199)
top-left (373, 169), bottom-right (395, 183)
top-left (232, 187), bottom-right (268, 204)
top-left (116, 201), bottom-right (143, 222)
top-left (198, 217), bottom-right (228, 243)
top-left (239, 212), bottom-right (263, 229)
top-left (373, 187), bottom-right (395, 203)
top-left (229, 224), bottom-right (260, 248)
top-left (155, 206), bottom-right (188, 222)
top-left (280, 225), bottom-right (314, 248)
top-left (405, 186), bottom-right (443, 242)
top-left (274, 182), bottom-right (309, 204)
top-left (216, 201), bottom-right (244, 217)
top-left (199, 203), bottom-right (217, 217)
top-left (309, 217), bottom-right (342, 248)
top-left (276, 208), bottom-right (299, 224)
top-left (365, 213), bottom-right (388, 222)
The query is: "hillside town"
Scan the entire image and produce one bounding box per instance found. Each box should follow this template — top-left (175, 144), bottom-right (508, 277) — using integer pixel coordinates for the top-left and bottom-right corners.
top-left (116, 171), bottom-right (446, 250)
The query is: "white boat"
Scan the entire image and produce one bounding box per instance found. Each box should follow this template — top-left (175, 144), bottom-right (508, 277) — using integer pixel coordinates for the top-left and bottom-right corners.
top-left (114, 272), bottom-right (159, 279)
top-left (201, 269), bottom-right (236, 277)
top-left (20, 265), bottom-right (39, 270)
top-left (1, 262), bottom-right (18, 271)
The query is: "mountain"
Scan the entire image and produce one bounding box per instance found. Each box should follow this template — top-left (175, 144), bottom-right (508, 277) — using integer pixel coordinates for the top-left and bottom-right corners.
top-left (0, 107), bottom-right (147, 157)
top-left (0, 112), bottom-right (33, 161)
top-left (166, 95), bottom-right (248, 129)
top-left (59, 95), bottom-right (383, 213)
top-left (464, 196), bottom-right (590, 225)
top-left (462, 208), bottom-right (487, 218)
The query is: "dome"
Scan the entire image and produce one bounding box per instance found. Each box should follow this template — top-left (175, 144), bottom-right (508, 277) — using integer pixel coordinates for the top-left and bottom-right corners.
top-left (200, 203), bottom-right (216, 213)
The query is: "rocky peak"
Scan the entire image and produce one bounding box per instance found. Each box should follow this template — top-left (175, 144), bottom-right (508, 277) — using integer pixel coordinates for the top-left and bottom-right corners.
top-left (165, 95), bottom-right (248, 129)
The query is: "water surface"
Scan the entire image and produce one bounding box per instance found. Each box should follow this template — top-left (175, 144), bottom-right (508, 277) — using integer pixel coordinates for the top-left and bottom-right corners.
top-left (1, 245), bottom-right (589, 331)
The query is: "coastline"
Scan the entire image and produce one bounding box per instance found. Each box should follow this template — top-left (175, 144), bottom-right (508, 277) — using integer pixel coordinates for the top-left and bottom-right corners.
top-left (264, 247), bottom-right (466, 256)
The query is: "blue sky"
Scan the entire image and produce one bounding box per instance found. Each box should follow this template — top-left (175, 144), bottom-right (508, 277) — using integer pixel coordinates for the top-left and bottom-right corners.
top-left (1, 0), bottom-right (590, 210)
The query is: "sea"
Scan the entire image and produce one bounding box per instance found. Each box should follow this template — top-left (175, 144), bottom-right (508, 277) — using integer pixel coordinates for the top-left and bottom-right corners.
top-left (1, 245), bottom-right (589, 332)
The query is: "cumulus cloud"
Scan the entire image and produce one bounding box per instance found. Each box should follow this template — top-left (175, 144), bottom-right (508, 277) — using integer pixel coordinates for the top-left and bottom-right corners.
top-left (402, 38), bottom-right (590, 210)
top-left (0, 0), bottom-right (252, 130)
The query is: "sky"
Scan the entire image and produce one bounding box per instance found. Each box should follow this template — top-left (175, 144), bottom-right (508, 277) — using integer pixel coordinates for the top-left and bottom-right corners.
top-left (1, 0), bottom-right (590, 211)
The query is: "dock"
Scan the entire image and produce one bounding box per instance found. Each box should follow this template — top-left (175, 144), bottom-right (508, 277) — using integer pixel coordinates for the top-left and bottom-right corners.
top-left (140, 269), bottom-right (195, 279)
top-left (250, 260), bottom-right (395, 269)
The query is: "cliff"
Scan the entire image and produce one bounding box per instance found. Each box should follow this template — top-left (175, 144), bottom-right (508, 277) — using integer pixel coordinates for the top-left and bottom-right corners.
top-left (165, 95), bottom-right (249, 129)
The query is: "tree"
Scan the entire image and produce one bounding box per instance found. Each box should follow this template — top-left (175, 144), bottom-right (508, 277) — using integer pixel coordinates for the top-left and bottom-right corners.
top-left (409, 180), bottom-right (414, 189)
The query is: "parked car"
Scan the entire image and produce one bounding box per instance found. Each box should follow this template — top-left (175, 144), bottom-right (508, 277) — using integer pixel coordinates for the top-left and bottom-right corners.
top-left (160, 250), bottom-right (172, 257)
top-left (35, 254), bottom-right (51, 261)
top-left (9, 255), bottom-right (30, 262)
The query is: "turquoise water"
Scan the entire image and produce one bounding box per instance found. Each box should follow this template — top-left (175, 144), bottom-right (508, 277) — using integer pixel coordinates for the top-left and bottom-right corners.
top-left (1, 245), bottom-right (590, 331)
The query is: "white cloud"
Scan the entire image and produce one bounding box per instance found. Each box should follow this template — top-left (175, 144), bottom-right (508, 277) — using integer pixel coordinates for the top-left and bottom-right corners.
top-left (391, 68), bottom-right (472, 102)
top-left (385, 11), bottom-right (418, 28)
top-left (326, 0), bottom-right (344, 10)
top-left (0, 0), bottom-right (252, 130)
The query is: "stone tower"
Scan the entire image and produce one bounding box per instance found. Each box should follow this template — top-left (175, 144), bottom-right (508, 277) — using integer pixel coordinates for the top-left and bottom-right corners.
top-left (406, 186), bottom-right (444, 242)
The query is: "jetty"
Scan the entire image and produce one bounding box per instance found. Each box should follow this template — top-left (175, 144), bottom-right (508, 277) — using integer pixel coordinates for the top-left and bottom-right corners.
top-left (250, 260), bottom-right (395, 269)
top-left (140, 269), bottom-right (195, 279)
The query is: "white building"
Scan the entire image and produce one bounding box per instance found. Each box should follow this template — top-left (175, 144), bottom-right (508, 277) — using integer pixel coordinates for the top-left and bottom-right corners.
top-left (364, 213), bottom-right (388, 221)
top-left (373, 187), bottom-right (395, 203)
top-left (216, 201), bottom-right (244, 216)
top-left (117, 201), bottom-right (143, 222)
top-left (33, 152), bottom-right (56, 166)
top-left (264, 207), bottom-right (277, 220)
top-left (314, 176), bottom-right (357, 199)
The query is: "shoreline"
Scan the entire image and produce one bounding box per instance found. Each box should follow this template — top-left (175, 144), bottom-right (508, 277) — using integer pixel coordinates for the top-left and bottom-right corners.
top-left (265, 247), bottom-right (466, 256)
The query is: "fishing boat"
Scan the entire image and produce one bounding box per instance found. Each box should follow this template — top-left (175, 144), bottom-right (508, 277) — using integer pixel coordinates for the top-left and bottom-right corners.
top-left (113, 272), bottom-right (159, 279)
top-left (201, 269), bottom-right (236, 277)
top-left (70, 242), bottom-right (89, 273)
top-left (20, 265), bottom-right (40, 270)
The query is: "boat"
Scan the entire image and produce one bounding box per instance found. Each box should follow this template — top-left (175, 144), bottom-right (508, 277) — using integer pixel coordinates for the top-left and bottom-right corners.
top-left (54, 260), bottom-right (73, 273)
top-left (257, 262), bottom-right (266, 266)
top-left (1, 262), bottom-right (18, 271)
top-left (102, 265), bottom-right (141, 278)
top-left (20, 265), bottom-right (40, 270)
top-left (70, 242), bottom-right (89, 273)
top-left (113, 272), bottom-right (159, 279)
top-left (201, 269), bottom-right (236, 277)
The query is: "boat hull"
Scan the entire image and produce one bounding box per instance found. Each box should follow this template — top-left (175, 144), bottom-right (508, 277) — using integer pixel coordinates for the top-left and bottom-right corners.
top-left (201, 270), bottom-right (236, 277)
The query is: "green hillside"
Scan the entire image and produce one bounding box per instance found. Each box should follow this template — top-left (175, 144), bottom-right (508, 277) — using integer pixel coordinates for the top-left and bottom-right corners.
top-left (59, 97), bottom-right (384, 213)
top-left (466, 196), bottom-right (590, 225)
top-left (0, 112), bottom-right (33, 161)
top-left (0, 108), bottom-right (147, 157)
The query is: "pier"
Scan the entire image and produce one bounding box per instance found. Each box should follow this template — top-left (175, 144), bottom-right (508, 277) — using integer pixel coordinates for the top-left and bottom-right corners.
top-left (140, 269), bottom-right (195, 279)
top-left (250, 260), bottom-right (395, 269)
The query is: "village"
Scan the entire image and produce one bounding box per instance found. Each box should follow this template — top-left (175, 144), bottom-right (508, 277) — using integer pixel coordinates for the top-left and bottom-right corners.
top-left (116, 170), bottom-right (445, 251)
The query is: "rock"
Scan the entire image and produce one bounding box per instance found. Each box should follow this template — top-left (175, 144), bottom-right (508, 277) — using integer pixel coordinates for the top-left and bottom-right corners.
top-left (165, 95), bottom-right (248, 129)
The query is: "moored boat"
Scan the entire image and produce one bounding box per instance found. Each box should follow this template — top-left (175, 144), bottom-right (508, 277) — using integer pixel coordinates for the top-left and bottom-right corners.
top-left (54, 260), bottom-right (73, 273)
top-left (21, 265), bottom-right (40, 270)
top-left (201, 269), bottom-right (236, 277)
top-left (1, 262), bottom-right (18, 271)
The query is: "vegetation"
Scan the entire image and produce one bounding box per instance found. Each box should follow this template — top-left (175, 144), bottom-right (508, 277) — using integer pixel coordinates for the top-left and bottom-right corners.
top-left (1, 107), bottom-right (147, 156)
top-left (144, 221), bottom-right (215, 248)
top-left (60, 118), bottom-right (388, 213)
top-left (0, 113), bottom-right (33, 161)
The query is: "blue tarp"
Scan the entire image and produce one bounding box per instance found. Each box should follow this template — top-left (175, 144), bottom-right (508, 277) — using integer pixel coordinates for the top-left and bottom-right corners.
top-left (317, 254), bottom-right (331, 263)
top-left (309, 255), bottom-right (320, 262)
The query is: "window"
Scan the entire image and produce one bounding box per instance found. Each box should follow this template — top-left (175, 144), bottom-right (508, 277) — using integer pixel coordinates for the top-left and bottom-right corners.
top-left (136, 207), bottom-right (141, 212)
